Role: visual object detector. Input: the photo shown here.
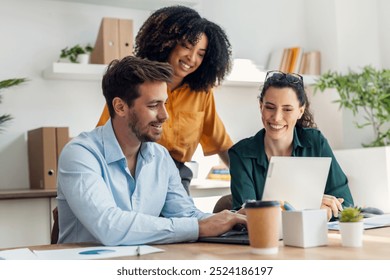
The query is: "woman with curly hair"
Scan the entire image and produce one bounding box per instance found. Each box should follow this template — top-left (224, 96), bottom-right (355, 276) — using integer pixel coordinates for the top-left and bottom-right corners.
top-left (229, 71), bottom-right (354, 220)
top-left (97, 6), bottom-right (234, 194)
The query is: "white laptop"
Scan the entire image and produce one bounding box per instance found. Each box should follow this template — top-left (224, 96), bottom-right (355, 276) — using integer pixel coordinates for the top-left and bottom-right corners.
top-left (334, 148), bottom-right (390, 213)
top-left (198, 156), bottom-right (331, 245)
top-left (262, 156), bottom-right (332, 210)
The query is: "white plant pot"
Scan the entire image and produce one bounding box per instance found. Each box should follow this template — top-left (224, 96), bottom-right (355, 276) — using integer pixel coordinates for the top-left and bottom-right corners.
top-left (339, 222), bottom-right (364, 247)
top-left (76, 54), bottom-right (90, 64)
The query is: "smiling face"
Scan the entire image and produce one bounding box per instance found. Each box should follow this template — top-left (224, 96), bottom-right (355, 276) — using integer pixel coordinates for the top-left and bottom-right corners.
top-left (125, 81), bottom-right (169, 142)
top-left (260, 86), bottom-right (305, 144)
top-left (167, 33), bottom-right (208, 82)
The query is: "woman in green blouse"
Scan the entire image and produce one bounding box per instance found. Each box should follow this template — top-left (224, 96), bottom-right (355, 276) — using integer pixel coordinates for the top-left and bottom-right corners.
top-left (229, 71), bottom-right (353, 221)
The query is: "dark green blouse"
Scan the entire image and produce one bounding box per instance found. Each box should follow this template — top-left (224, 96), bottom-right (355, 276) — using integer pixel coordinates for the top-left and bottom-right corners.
top-left (229, 127), bottom-right (354, 211)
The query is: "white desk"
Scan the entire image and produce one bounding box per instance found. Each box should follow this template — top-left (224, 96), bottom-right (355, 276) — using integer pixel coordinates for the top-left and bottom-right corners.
top-left (189, 179), bottom-right (231, 213)
top-left (189, 178), bottom-right (230, 197)
top-left (0, 189), bottom-right (57, 249)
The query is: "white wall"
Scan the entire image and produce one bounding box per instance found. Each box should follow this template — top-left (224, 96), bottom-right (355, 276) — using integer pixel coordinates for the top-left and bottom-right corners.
top-left (334, 0), bottom-right (381, 72)
top-left (200, 0), bottom-right (307, 69)
top-left (0, 0), bottom-right (388, 190)
top-left (0, 0), bottom-right (150, 189)
top-left (201, 0), bottom-right (390, 72)
top-left (378, 0), bottom-right (390, 67)
top-left (303, 0), bottom-right (338, 72)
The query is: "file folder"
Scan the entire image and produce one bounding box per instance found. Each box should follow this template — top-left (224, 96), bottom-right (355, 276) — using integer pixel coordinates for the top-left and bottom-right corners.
top-left (28, 127), bottom-right (69, 189)
top-left (90, 17), bottom-right (133, 64)
top-left (118, 19), bottom-right (133, 58)
top-left (55, 127), bottom-right (69, 159)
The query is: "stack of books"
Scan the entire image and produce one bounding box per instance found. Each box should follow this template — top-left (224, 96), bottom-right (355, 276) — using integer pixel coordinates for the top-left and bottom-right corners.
top-left (207, 166), bottom-right (231, 181)
top-left (267, 47), bottom-right (321, 75)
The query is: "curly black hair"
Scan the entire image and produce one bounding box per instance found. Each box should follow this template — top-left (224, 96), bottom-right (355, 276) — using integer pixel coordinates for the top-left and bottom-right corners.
top-left (134, 5), bottom-right (232, 92)
top-left (259, 75), bottom-right (317, 129)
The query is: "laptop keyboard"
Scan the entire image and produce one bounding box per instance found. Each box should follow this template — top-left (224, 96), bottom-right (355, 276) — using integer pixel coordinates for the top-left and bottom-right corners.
top-left (221, 229), bottom-right (248, 237)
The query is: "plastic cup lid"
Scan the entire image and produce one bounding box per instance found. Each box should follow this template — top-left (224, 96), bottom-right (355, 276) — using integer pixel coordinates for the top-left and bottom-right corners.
top-left (244, 200), bottom-right (280, 208)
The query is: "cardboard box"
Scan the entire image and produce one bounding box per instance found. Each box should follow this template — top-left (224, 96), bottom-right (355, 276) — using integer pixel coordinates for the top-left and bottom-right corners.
top-left (28, 127), bottom-right (69, 189)
top-left (282, 209), bottom-right (328, 248)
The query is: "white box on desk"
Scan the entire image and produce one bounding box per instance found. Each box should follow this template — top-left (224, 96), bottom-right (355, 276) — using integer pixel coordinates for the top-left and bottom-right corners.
top-left (282, 209), bottom-right (328, 248)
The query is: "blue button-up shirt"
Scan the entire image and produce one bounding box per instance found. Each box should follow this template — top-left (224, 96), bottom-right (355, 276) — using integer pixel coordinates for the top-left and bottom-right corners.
top-left (57, 120), bottom-right (209, 245)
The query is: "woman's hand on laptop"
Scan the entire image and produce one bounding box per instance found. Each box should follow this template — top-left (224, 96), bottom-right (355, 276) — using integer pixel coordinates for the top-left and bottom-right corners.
top-left (236, 208), bottom-right (246, 215)
top-left (321, 194), bottom-right (344, 221)
top-left (198, 210), bottom-right (247, 238)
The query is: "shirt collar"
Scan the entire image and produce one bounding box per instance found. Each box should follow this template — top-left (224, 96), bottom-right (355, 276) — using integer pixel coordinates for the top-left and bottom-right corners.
top-left (292, 127), bottom-right (312, 155)
top-left (102, 119), bottom-right (155, 165)
top-left (168, 83), bottom-right (189, 94)
top-left (236, 129), bottom-right (268, 167)
top-left (102, 120), bottom-right (124, 164)
top-left (238, 127), bottom-right (312, 167)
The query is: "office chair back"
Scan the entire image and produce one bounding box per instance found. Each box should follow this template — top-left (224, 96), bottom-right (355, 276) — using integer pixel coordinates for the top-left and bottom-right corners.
top-left (213, 194), bottom-right (233, 213)
top-left (51, 207), bottom-right (59, 244)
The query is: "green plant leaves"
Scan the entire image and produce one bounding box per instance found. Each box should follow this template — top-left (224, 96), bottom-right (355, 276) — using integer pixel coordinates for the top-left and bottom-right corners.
top-left (0, 78), bottom-right (28, 89)
top-left (339, 207), bottom-right (363, 223)
top-left (0, 78), bottom-right (28, 132)
top-left (314, 66), bottom-right (390, 147)
top-left (60, 44), bottom-right (93, 63)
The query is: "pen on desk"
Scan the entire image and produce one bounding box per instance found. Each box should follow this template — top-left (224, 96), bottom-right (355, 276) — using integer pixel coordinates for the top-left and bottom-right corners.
top-left (283, 201), bottom-right (295, 211)
top-left (280, 201), bottom-right (295, 211)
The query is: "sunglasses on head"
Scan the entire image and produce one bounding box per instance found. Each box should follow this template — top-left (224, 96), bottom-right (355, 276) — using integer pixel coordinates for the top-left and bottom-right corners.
top-left (265, 70), bottom-right (304, 85)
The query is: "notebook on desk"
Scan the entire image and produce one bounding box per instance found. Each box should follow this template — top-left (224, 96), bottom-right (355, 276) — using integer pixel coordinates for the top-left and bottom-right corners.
top-left (198, 157), bottom-right (331, 245)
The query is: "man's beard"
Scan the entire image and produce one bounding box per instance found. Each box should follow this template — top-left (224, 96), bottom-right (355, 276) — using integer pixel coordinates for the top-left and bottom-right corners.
top-left (128, 111), bottom-right (160, 142)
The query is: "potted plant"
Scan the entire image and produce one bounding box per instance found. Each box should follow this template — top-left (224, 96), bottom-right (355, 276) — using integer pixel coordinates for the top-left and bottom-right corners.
top-left (338, 206), bottom-right (364, 247)
top-left (59, 44), bottom-right (93, 64)
top-left (0, 78), bottom-right (28, 132)
top-left (314, 66), bottom-right (390, 147)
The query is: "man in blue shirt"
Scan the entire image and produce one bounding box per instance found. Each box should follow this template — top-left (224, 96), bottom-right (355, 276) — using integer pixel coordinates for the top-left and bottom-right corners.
top-left (57, 56), bottom-right (246, 245)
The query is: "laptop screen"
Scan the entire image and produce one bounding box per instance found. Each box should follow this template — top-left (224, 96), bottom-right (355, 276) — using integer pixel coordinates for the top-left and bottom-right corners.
top-left (262, 156), bottom-right (331, 210)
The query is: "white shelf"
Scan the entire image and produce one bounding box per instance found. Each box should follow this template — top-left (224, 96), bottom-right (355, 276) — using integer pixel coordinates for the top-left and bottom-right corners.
top-left (222, 75), bottom-right (318, 88)
top-left (303, 75), bottom-right (319, 86)
top-left (189, 179), bottom-right (230, 198)
top-left (43, 62), bottom-right (318, 87)
top-left (42, 62), bottom-right (264, 86)
top-left (222, 59), bottom-right (318, 87)
top-left (223, 58), bottom-right (265, 88)
top-left (51, 0), bottom-right (199, 10)
top-left (190, 178), bottom-right (230, 190)
top-left (222, 80), bottom-right (262, 88)
top-left (42, 62), bottom-right (107, 81)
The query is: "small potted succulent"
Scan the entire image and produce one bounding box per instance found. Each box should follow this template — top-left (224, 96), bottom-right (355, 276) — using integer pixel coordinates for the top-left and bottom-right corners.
top-left (59, 44), bottom-right (93, 64)
top-left (338, 206), bottom-right (364, 247)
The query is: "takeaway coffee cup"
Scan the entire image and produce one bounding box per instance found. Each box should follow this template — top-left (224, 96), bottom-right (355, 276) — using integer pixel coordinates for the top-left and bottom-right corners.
top-left (244, 200), bottom-right (281, 255)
